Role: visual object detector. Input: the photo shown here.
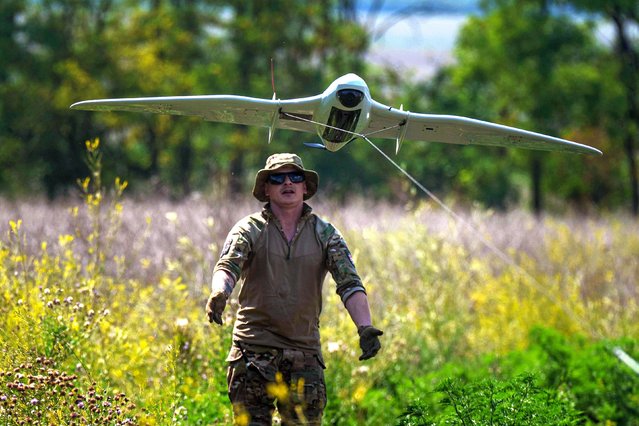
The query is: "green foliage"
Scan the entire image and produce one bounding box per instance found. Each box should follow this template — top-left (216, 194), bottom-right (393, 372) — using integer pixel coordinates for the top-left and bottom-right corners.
top-left (396, 329), bottom-right (639, 425)
top-left (426, 374), bottom-right (581, 425)
top-left (430, 0), bottom-right (616, 212)
top-left (526, 328), bottom-right (639, 424)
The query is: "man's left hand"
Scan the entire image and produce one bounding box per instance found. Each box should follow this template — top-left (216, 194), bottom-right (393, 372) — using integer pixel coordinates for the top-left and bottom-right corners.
top-left (358, 325), bottom-right (383, 361)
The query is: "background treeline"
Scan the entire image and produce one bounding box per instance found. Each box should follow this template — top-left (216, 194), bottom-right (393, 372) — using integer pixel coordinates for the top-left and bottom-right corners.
top-left (0, 0), bottom-right (637, 215)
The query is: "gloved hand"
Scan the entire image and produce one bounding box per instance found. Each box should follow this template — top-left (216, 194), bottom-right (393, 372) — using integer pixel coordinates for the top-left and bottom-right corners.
top-left (358, 325), bottom-right (383, 361)
top-left (205, 290), bottom-right (228, 325)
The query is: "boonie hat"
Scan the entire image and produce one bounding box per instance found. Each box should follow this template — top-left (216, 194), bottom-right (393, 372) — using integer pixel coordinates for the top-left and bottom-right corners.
top-left (252, 153), bottom-right (319, 202)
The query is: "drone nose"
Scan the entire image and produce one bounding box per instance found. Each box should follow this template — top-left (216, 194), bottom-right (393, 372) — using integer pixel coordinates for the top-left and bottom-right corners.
top-left (337, 89), bottom-right (364, 108)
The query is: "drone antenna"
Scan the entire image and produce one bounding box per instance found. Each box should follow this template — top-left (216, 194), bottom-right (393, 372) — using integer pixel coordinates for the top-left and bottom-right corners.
top-left (267, 58), bottom-right (280, 144)
top-left (270, 58), bottom-right (277, 100)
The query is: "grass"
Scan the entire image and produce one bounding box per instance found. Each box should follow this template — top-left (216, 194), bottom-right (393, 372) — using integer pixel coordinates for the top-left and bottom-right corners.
top-left (0, 141), bottom-right (638, 424)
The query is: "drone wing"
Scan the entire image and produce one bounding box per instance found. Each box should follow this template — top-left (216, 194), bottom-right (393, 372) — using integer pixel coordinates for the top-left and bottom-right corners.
top-left (70, 95), bottom-right (323, 134)
top-left (365, 100), bottom-right (602, 155)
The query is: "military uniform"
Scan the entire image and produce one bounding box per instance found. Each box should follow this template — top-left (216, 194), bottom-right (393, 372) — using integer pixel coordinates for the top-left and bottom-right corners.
top-left (215, 203), bottom-right (366, 425)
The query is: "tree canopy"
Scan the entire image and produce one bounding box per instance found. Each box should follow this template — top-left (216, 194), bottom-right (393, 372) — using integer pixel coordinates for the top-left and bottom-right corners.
top-left (0, 0), bottom-right (637, 214)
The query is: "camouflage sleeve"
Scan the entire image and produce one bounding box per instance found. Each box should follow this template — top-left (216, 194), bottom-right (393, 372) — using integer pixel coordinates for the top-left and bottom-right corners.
top-left (213, 214), bottom-right (265, 282)
top-left (323, 223), bottom-right (367, 304)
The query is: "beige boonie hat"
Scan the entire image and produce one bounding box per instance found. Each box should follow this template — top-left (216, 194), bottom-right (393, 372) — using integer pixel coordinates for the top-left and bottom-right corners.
top-left (252, 153), bottom-right (319, 202)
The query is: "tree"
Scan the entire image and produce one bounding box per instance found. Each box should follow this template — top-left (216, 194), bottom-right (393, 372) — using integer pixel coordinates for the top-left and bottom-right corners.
top-left (555, 0), bottom-right (639, 215)
top-left (0, 0), bottom-right (122, 196)
top-left (431, 0), bottom-right (610, 212)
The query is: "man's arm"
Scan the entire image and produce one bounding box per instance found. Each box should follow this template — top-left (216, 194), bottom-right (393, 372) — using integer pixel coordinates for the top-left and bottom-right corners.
top-left (320, 219), bottom-right (383, 360)
top-left (212, 269), bottom-right (236, 297)
top-left (344, 291), bottom-right (372, 328)
top-left (207, 214), bottom-right (264, 325)
top-left (344, 291), bottom-right (383, 360)
top-left (206, 270), bottom-right (236, 325)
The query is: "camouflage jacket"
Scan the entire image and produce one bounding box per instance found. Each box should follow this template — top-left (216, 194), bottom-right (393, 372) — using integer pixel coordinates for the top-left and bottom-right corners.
top-left (214, 203), bottom-right (366, 355)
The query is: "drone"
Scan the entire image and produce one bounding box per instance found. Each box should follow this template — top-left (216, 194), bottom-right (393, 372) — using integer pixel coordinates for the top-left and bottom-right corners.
top-left (71, 73), bottom-right (601, 156)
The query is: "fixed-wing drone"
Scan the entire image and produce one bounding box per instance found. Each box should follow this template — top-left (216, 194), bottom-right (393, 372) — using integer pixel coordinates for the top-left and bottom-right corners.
top-left (71, 73), bottom-right (601, 156)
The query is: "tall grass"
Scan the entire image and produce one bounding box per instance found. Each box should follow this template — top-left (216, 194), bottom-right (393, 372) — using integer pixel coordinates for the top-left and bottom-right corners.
top-left (1, 141), bottom-right (637, 424)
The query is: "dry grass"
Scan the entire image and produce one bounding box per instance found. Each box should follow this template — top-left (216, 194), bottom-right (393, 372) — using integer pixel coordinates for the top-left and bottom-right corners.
top-left (1, 192), bottom-right (638, 424)
top-left (2, 194), bottom-right (637, 291)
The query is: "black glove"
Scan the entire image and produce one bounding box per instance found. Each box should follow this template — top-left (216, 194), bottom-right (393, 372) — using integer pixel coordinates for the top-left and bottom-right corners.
top-left (205, 290), bottom-right (228, 325)
top-left (358, 325), bottom-right (383, 361)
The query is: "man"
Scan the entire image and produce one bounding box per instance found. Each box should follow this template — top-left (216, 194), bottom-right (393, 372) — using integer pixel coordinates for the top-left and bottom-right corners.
top-left (206, 153), bottom-right (383, 425)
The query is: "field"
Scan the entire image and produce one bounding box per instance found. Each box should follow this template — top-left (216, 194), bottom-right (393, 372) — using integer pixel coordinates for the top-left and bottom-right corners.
top-left (1, 151), bottom-right (638, 424)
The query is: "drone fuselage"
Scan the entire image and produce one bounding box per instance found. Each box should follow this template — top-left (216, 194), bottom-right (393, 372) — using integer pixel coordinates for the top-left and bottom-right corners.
top-left (313, 74), bottom-right (372, 151)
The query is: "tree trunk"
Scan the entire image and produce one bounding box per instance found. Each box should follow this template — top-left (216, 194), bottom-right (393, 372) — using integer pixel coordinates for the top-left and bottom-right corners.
top-left (177, 129), bottom-right (193, 197)
top-left (530, 153), bottom-right (543, 215)
top-left (612, 12), bottom-right (639, 216)
top-left (228, 151), bottom-right (244, 195)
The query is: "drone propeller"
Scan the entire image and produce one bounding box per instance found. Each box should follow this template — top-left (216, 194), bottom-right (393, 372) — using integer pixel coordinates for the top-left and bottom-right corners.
top-left (303, 142), bottom-right (327, 150)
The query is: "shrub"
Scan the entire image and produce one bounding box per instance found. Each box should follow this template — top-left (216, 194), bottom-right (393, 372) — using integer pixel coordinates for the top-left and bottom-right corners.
top-left (397, 373), bottom-right (582, 426)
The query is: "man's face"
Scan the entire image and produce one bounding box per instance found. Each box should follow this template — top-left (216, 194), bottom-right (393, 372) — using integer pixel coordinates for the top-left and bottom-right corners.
top-left (264, 166), bottom-right (308, 207)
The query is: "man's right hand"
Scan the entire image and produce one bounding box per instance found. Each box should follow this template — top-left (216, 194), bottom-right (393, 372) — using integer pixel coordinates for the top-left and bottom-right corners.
top-left (358, 325), bottom-right (383, 360)
top-left (206, 290), bottom-right (228, 325)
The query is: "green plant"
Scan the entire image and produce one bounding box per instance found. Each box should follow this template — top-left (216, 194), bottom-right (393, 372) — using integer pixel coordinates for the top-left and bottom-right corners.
top-left (526, 328), bottom-right (639, 425)
top-left (398, 374), bottom-right (582, 426)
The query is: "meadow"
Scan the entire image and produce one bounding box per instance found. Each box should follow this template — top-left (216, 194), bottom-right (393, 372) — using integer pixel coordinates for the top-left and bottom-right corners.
top-left (1, 143), bottom-right (638, 425)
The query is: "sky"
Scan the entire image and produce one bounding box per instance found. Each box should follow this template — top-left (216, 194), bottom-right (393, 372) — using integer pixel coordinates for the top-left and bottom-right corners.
top-left (361, 0), bottom-right (631, 80)
top-left (366, 14), bottom-right (468, 79)
top-left (361, 1), bottom-right (477, 79)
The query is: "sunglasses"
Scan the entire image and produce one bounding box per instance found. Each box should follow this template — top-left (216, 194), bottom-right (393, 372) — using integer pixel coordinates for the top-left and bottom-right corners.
top-left (267, 171), bottom-right (306, 185)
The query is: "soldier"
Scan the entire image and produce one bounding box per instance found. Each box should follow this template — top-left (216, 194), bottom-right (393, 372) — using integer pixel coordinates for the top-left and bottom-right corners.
top-left (206, 153), bottom-right (383, 425)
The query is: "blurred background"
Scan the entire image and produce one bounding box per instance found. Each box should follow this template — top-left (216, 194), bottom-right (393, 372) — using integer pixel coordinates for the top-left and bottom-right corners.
top-left (1, 0), bottom-right (637, 216)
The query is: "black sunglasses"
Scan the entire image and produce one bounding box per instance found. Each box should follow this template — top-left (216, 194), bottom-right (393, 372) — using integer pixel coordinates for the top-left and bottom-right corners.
top-left (267, 171), bottom-right (306, 185)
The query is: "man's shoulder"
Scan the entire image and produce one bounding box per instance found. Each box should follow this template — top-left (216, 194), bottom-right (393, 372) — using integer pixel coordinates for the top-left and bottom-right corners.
top-left (311, 213), bottom-right (338, 245)
top-left (231, 210), bottom-right (269, 234)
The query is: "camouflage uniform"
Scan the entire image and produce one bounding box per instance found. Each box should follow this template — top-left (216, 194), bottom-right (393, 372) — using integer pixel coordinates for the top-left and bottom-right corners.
top-left (227, 343), bottom-right (326, 425)
top-left (214, 203), bottom-right (365, 424)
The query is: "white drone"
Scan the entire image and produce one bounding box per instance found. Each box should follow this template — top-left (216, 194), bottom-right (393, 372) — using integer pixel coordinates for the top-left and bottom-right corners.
top-left (71, 73), bottom-right (601, 156)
